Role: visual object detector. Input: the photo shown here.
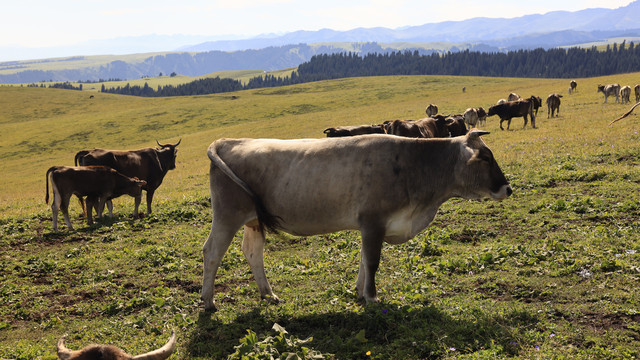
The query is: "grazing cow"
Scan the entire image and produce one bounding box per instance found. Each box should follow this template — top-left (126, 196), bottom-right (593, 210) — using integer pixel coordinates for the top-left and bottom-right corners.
top-left (57, 331), bottom-right (176, 360)
top-left (620, 85), bottom-right (631, 104)
top-left (547, 93), bottom-right (562, 118)
top-left (323, 124), bottom-right (386, 137)
top-left (463, 108), bottom-right (479, 128)
top-left (635, 84), bottom-right (640, 103)
top-left (45, 166), bottom-right (147, 231)
top-left (497, 99), bottom-right (507, 105)
top-left (74, 140), bottom-right (180, 217)
top-left (425, 104), bottom-right (438, 117)
top-left (445, 115), bottom-right (467, 137)
top-left (201, 131), bottom-right (512, 311)
top-left (597, 84), bottom-right (621, 103)
top-left (477, 107), bottom-right (487, 126)
top-left (507, 93), bottom-right (520, 101)
top-left (488, 97), bottom-right (537, 130)
top-left (385, 116), bottom-right (449, 138)
top-left (570, 80), bottom-right (577, 94)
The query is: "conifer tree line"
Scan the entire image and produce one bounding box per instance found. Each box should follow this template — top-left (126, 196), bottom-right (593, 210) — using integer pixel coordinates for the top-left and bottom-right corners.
top-left (102, 43), bottom-right (640, 97)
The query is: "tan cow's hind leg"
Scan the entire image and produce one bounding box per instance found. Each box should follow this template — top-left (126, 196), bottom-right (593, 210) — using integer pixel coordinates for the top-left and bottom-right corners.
top-left (201, 222), bottom-right (238, 312)
top-left (242, 224), bottom-right (280, 303)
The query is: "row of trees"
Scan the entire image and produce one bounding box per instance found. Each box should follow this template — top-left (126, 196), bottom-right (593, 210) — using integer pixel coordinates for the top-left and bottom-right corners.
top-left (27, 82), bottom-right (83, 90)
top-left (102, 43), bottom-right (640, 97)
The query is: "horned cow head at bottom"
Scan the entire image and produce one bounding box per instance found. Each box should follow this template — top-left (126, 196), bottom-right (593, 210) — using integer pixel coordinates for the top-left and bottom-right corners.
top-left (57, 331), bottom-right (176, 360)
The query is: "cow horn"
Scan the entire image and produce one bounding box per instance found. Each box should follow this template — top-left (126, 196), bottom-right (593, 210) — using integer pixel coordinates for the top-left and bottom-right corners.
top-left (156, 140), bottom-right (164, 148)
top-left (174, 139), bottom-right (181, 146)
top-left (57, 335), bottom-right (78, 360)
top-left (131, 331), bottom-right (177, 360)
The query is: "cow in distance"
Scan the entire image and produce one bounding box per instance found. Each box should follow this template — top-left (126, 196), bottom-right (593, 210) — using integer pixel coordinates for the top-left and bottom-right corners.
top-left (620, 86), bottom-right (632, 104)
top-left (569, 80), bottom-right (577, 94)
top-left (597, 84), bottom-right (621, 103)
top-left (488, 97), bottom-right (537, 130)
top-left (425, 104), bottom-right (438, 117)
top-left (547, 93), bottom-right (562, 118)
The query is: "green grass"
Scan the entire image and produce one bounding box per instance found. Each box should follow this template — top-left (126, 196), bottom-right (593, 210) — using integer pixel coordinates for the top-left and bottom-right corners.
top-left (1, 73), bottom-right (640, 359)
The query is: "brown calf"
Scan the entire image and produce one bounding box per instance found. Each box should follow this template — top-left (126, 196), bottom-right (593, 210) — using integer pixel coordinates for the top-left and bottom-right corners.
top-left (46, 166), bottom-right (146, 231)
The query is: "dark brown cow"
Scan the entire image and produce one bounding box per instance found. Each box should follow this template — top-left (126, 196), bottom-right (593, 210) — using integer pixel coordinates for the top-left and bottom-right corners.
top-left (57, 331), bottom-right (176, 360)
top-left (547, 93), bottom-right (562, 118)
top-left (532, 96), bottom-right (543, 116)
top-left (386, 116), bottom-right (449, 138)
top-left (45, 166), bottom-right (147, 231)
top-left (323, 125), bottom-right (386, 137)
top-left (74, 140), bottom-right (180, 217)
top-left (570, 80), bottom-right (577, 94)
top-left (445, 115), bottom-right (468, 137)
top-left (488, 97), bottom-right (536, 130)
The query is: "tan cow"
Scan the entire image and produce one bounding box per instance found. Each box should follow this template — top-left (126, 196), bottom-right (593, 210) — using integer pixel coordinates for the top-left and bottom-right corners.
top-left (507, 93), bottom-right (521, 101)
top-left (46, 166), bottom-right (146, 231)
top-left (620, 85), bottom-right (632, 104)
top-left (547, 93), bottom-right (563, 118)
top-left (57, 331), bottom-right (176, 360)
top-left (425, 104), bottom-right (438, 117)
top-left (597, 84), bottom-right (621, 103)
top-left (463, 108), bottom-right (479, 128)
top-left (201, 131), bottom-right (512, 311)
top-left (635, 84), bottom-right (640, 103)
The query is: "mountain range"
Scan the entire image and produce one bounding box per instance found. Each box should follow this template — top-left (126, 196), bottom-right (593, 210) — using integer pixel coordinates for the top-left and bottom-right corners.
top-left (2, 1), bottom-right (640, 84)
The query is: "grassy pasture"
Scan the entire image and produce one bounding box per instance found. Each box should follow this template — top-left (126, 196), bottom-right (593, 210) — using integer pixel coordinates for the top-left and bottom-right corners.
top-left (0, 73), bottom-right (639, 359)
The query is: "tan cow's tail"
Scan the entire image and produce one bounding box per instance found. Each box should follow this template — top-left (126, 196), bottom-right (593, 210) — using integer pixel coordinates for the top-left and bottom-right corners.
top-left (207, 145), bottom-right (282, 234)
top-left (609, 101), bottom-right (640, 126)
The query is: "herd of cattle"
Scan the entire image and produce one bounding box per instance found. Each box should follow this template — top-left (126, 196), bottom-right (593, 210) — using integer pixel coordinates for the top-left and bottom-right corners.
top-left (597, 83), bottom-right (640, 104)
top-left (43, 78), bottom-right (639, 319)
top-left (42, 77), bottom-right (640, 351)
top-left (323, 91), bottom-right (563, 138)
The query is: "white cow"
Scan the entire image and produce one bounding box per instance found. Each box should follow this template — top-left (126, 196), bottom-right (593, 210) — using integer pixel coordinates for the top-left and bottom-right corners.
top-left (201, 131), bottom-right (512, 311)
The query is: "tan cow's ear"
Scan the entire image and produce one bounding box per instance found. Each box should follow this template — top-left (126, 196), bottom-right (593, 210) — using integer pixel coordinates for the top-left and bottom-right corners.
top-left (468, 130), bottom-right (490, 139)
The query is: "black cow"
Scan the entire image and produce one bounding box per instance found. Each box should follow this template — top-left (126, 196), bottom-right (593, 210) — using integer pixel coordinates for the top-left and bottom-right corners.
top-left (74, 140), bottom-right (180, 217)
top-left (385, 116), bottom-right (450, 138)
top-left (323, 125), bottom-right (386, 137)
top-left (488, 97), bottom-right (536, 130)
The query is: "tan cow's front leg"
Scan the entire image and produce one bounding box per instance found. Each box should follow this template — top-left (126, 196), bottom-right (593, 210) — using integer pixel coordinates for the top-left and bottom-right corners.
top-left (242, 224), bottom-right (280, 303)
top-left (356, 222), bottom-right (385, 304)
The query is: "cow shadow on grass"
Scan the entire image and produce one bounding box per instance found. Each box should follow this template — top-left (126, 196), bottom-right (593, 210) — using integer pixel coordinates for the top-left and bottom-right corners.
top-left (187, 300), bottom-right (536, 359)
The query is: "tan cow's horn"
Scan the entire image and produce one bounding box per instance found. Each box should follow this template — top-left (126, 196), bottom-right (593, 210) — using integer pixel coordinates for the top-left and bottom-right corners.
top-left (56, 335), bottom-right (78, 360)
top-left (132, 331), bottom-right (177, 360)
top-left (469, 130), bottom-right (490, 138)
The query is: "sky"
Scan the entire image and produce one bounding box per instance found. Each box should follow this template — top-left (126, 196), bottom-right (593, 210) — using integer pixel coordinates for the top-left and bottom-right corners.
top-left (1, 0), bottom-right (634, 49)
